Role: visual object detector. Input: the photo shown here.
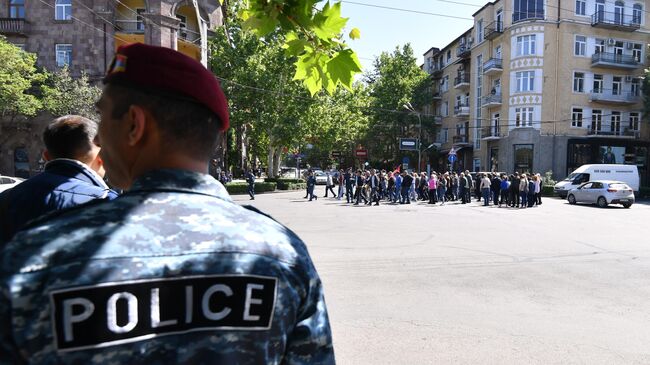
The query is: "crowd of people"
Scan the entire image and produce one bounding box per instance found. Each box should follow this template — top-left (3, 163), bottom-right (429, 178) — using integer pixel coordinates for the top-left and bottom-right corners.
top-left (304, 168), bottom-right (545, 208)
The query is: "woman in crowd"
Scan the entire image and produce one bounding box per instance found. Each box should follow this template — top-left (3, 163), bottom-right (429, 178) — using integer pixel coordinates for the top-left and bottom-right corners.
top-left (437, 172), bottom-right (448, 206)
top-left (428, 172), bottom-right (437, 204)
top-left (519, 173), bottom-right (528, 208)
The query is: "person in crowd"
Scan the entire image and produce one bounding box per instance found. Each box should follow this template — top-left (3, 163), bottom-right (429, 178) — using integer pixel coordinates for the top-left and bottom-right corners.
top-left (394, 170), bottom-right (403, 203)
top-left (303, 168), bottom-right (312, 199)
top-left (0, 115), bottom-right (118, 244)
top-left (324, 171), bottom-right (336, 198)
top-left (490, 173), bottom-right (501, 206)
top-left (246, 169), bottom-right (256, 200)
top-left (409, 172), bottom-right (417, 202)
top-left (511, 172), bottom-right (521, 208)
top-left (387, 172), bottom-right (395, 202)
top-left (519, 173), bottom-right (529, 208)
top-left (451, 172), bottom-right (459, 201)
top-left (400, 171), bottom-right (412, 204)
top-left (354, 170), bottom-right (367, 205)
top-left (337, 169), bottom-right (345, 200)
top-left (428, 172), bottom-right (437, 204)
top-left (528, 174), bottom-right (537, 208)
top-left (464, 170), bottom-right (473, 204)
top-left (379, 171), bottom-right (387, 201)
top-left (345, 168), bottom-right (354, 203)
top-left (368, 169), bottom-right (380, 206)
top-left (437, 172), bottom-right (448, 206)
top-left (499, 174), bottom-right (510, 207)
top-left (535, 173), bottom-right (542, 205)
top-left (480, 173), bottom-right (491, 207)
top-left (307, 171), bottom-right (317, 201)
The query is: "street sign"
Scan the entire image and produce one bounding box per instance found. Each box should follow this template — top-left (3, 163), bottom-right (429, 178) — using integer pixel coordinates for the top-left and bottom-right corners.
top-left (355, 149), bottom-right (368, 158)
top-left (448, 154), bottom-right (457, 163)
top-left (399, 138), bottom-right (418, 151)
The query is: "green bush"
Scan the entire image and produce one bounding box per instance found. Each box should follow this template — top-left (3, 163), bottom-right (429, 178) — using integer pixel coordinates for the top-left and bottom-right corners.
top-left (541, 185), bottom-right (555, 197)
top-left (639, 186), bottom-right (650, 198)
top-left (279, 183), bottom-right (307, 190)
top-left (225, 182), bottom-right (276, 195)
top-left (265, 178), bottom-right (305, 190)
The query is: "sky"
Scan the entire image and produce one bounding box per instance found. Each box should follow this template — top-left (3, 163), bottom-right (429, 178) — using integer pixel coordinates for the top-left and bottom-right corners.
top-left (339, 0), bottom-right (488, 72)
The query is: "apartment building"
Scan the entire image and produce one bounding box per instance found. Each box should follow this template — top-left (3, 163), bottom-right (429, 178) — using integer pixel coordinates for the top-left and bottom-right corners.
top-left (0, 0), bottom-right (223, 177)
top-left (424, 0), bottom-right (649, 185)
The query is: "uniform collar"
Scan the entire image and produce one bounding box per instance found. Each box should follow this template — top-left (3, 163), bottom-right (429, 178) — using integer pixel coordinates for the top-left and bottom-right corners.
top-left (128, 169), bottom-right (232, 202)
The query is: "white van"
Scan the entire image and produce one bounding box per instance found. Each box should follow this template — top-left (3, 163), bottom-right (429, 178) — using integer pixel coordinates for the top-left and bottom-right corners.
top-left (554, 164), bottom-right (639, 198)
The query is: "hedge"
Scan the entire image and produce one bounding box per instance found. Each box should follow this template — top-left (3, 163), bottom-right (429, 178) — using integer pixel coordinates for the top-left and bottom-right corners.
top-left (541, 185), bottom-right (555, 197)
top-left (264, 178), bottom-right (305, 190)
top-left (225, 182), bottom-right (276, 195)
top-left (280, 183), bottom-right (307, 191)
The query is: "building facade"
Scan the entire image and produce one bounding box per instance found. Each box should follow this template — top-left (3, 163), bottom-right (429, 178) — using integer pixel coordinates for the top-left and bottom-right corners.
top-left (424, 0), bottom-right (649, 185)
top-left (0, 0), bottom-right (223, 177)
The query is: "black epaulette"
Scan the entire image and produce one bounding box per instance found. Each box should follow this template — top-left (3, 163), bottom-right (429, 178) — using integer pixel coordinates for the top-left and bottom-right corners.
top-left (241, 205), bottom-right (279, 223)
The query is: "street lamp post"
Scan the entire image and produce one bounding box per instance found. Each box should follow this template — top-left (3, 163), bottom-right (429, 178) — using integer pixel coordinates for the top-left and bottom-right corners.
top-left (403, 102), bottom-right (422, 171)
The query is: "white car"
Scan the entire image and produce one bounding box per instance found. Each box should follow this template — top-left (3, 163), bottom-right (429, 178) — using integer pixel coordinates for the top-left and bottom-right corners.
top-left (0, 176), bottom-right (24, 193)
top-left (314, 172), bottom-right (328, 185)
top-left (567, 180), bottom-right (635, 208)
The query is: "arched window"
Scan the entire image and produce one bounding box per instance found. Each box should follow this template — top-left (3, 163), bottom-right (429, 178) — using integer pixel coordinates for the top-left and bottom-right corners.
top-left (55, 0), bottom-right (72, 21)
top-left (633, 3), bottom-right (643, 24)
top-left (9, 0), bottom-right (25, 19)
top-left (613, 1), bottom-right (624, 25)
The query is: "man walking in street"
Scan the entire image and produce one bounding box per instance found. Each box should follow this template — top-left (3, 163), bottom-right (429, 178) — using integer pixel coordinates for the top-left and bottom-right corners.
top-left (480, 173), bottom-right (491, 206)
top-left (246, 169), bottom-right (256, 200)
top-left (369, 169), bottom-right (379, 206)
top-left (345, 168), bottom-right (354, 203)
top-left (0, 44), bottom-right (334, 364)
top-left (324, 171), bottom-right (336, 198)
top-left (400, 171), bottom-right (413, 204)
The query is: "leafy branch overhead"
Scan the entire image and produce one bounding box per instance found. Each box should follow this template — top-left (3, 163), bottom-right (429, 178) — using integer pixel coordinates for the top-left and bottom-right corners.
top-left (240, 0), bottom-right (362, 95)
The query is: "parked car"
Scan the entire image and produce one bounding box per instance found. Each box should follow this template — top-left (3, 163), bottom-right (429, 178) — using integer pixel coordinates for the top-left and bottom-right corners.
top-left (567, 180), bottom-right (634, 208)
top-left (314, 171), bottom-right (328, 185)
top-left (0, 176), bottom-right (24, 193)
top-left (555, 164), bottom-right (639, 198)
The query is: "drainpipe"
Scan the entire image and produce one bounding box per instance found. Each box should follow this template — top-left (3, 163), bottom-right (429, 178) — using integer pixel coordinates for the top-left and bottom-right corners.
top-left (552, 0), bottom-right (561, 176)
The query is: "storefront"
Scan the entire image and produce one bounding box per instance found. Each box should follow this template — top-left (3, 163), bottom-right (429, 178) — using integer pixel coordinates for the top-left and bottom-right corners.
top-left (567, 138), bottom-right (649, 187)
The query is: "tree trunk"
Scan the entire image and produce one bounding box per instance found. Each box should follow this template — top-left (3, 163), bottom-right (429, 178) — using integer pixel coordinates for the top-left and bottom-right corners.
top-left (272, 147), bottom-right (282, 178)
top-left (267, 144), bottom-right (275, 178)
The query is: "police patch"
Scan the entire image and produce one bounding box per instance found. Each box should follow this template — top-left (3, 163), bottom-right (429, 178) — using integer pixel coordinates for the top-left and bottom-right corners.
top-left (50, 274), bottom-right (278, 352)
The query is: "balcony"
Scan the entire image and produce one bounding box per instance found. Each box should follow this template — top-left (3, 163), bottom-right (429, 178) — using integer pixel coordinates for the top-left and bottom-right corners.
top-left (178, 28), bottom-right (201, 43)
top-left (589, 89), bottom-right (641, 105)
top-left (484, 20), bottom-right (503, 40)
top-left (591, 52), bottom-right (641, 69)
top-left (454, 104), bottom-right (470, 117)
top-left (0, 18), bottom-right (27, 35)
top-left (453, 135), bottom-right (470, 144)
top-left (587, 128), bottom-right (640, 139)
top-left (432, 92), bottom-right (442, 100)
top-left (591, 11), bottom-right (641, 31)
top-left (481, 126), bottom-right (502, 140)
top-left (512, 11), bottom-right (544, 24)
top-left (454, 73), bottom-right (471, 89)
top-left (432, 116), bottom-right (443, 124)
top-left (483, 58), bottom-right (503, 75)
top-left (456, 44), bottom-right (471, 59)
top-left (482, 94), bottom-right (502, 107)
top-left (115, 20), bottom-right (145, 34)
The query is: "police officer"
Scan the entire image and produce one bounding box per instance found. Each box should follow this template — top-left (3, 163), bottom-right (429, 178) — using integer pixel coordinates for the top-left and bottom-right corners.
top-left (245, 169), bottom-right (256, 200)
top-left (0, 44), bottom-right (334, 364)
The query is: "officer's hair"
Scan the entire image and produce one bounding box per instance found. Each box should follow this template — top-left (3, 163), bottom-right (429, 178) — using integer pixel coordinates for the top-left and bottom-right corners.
top-left (43, 115), bottom-right (98, 160)
top-left (105, 84), bottom-right (220, 160)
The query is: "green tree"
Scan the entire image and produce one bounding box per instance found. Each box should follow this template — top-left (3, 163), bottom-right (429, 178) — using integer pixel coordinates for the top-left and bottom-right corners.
top-left (234, 0), bottom-right (362, 96)
top-left (364, 44), bottom-right (432, 167)
top-left (41, 67), bottom-right (102, 120)
top-left (0, 36), bottom-right (46, 118)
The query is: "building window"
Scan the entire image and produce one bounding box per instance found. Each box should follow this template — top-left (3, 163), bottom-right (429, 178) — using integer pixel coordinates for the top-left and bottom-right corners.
top-left (592, 74), bottom-right (603, 93)
top-left (177, 14), bottom-right (187, 39)
top-left (632, 4), bottom-right (643, 24)
top-left (611, 111), bottom-right (621, 134)
top-left (612, 76), bottom-right (622, 95)
top-left (516, 35), bottom-right (536, 56)
top-left (614, 1), bottom-right (624, 25)
top-left (515, 107), bottom-right (534, 127)
top-left (513, 0), bottom-right (544, 22)
top-left (446, 50), bottom-right (451, 63)
top-left (477, 19), bottom-right (483, 42)
top-left (629, 112), bottom-right (639, 131)
top-left (9, 0), bottom-right (25, 18)
top-left (631, 78), bottom-right (640, 96)
top-left (55, 44), bottom-right (72, 67)
top-left (574, 36), bottom-right (586, 56)
top-left (515, 71), bottom-right (535, 92)
top-left (443, 101), bottom-right (449, 116)
top-left (591, 110), bottom-right (602, 132)
top-left (573, 72), bottom-right (585, 92)
top-left (594, 39), bottom-right (605, 54)
top-left (136, 8), bottom-right (146, 31)
top-left (473, 158), bottom-right (481, 172)
top-left (575, 0), bottom-right (586, 15)
top-left (571, 108), bottom-right (583, 127)
top-left (55, 0), bottom-right (72, 20)
top-left (514, 144), bottom-right (534, 173)
top-left (632, 43), bottom-right (642, 63)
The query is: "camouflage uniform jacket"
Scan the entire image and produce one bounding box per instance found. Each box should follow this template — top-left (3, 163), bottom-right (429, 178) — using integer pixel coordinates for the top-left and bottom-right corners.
top-left (0, 169), bottom-right (334, 365)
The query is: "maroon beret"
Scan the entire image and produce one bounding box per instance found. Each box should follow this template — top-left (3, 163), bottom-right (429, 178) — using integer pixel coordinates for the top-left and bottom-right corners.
top-left (103, 43), bottom-right (229, 131)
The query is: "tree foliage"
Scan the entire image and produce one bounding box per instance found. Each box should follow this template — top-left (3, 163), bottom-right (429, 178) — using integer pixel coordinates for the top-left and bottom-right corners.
top-left (235, 0), bottom-right (362, 96)
top-left (0, 36), bottom-right (46, 117)
top-left (41, 67), bottom-right (102, 120)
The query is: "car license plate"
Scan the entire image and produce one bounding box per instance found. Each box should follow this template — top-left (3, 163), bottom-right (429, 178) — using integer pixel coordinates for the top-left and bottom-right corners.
top-left (620, 199), bottom-right (628, 202)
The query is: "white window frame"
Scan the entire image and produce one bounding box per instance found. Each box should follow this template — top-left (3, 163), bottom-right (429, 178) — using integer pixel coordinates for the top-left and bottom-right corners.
top-left (571, 107), bottom-right (583, 127)
top-left (594, 39), bottom-right (605, 54)
top-left (477, 19), bottom-right (484, 42)
top-left (632, 4), bottom-right (643, 24)
top-left (575, 0), bottom-right (586, 15)
top-left (611, 111), bottom-right (621, 133)
top-left (136, 8), bottom-right (146, 31)
top-left (515, 107), bottom-right (534, 127)
top-left (574, 35), bottom-right (586, 56)
top-left (629, 112), bottom-right (640, 131)
top-left (632, 43), bottom-right (643, 63)
top-left (593, 74), bottom-right (603, 93)
top-left (55, 44), bottom-right (72, 67)
top-left (591, 110), bottom-right (602, 131)
top-left (573, 72), bottom-right (585, 93)
top-left (516, 35), bottom-right (536, 56)
top-left (55, 0), bottom-right (72, 21)
top-left (515, 71), bottom-right (535, 92)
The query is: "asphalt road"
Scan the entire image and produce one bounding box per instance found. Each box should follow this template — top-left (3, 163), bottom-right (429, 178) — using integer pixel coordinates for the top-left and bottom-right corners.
top-left (233, 190), bottom-right (650, 365)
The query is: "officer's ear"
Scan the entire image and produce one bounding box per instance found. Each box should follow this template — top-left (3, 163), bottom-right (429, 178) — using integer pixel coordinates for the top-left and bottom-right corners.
top-left (125, 104), bottom-right (149, 147)
top-left (43, 150), bottom-right (53, 162)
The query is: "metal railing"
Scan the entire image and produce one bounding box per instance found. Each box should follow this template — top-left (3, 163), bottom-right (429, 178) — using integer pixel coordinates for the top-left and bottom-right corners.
top-left (591, 11), bottom-right (642, 29)
top-left (482, 94), bottom-right (502, 106)
top-left (453, 104), bottom-right (470, 115)
top-left (588, 128), bottom-right (640, 138)
top-left (453, 135), bottom-right (469, 143)
top-left (481, 126), bottom-right (501, 138)
top-left (178, 28), bottom-right (201, 43)
top-left (484, 20), bottom-right (503, 39)
top-left (0, 18), bottom-right (26, 34)
top-left (512, 11), bottom-right (544, 23)
top-left (456, 44), bottom-right (471, 58)
top-left (591, 52), bottom-right (640, 66)
top-left (483, 58), bottom-right (503, 73)
top-left (589, 89), bottom-right (641, 103)
top-left (115, 20), bottom-right (145, 33)
top-left (454, 73), bottom-right (471, 86)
